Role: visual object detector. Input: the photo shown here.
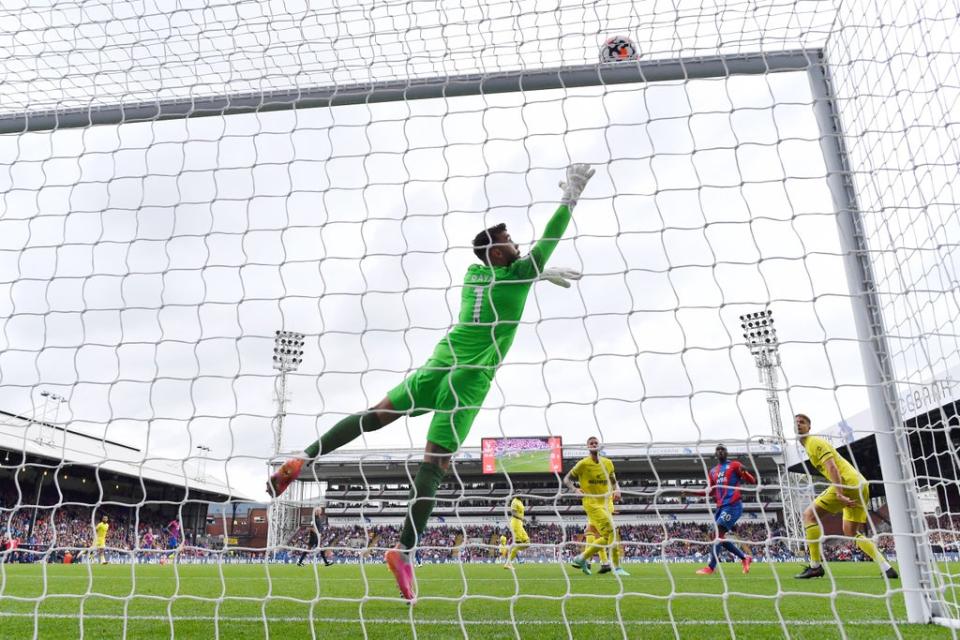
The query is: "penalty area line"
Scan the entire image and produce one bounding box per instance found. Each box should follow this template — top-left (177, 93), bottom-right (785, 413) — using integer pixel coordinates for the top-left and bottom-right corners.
top-left (0, 612), bottom-right (908, 626)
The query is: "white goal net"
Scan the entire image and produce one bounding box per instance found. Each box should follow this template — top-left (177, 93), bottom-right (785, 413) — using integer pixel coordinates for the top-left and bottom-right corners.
top-left (0, 0), bottom-right (958, 637)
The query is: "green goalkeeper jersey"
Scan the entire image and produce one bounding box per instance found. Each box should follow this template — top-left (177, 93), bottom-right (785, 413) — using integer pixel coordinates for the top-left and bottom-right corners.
top-left (430, 204), bottom-right (572, 368)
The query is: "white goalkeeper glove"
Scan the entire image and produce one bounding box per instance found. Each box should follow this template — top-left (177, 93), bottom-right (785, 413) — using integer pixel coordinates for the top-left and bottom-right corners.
top-left (559, 163), bottom-right (596, 208)
top-left (537, 267), bottom-right (582, 288)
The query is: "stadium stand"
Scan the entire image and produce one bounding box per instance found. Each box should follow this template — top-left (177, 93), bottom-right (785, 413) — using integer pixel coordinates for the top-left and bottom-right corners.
top-left (0, 410), bottom-right (252, 562)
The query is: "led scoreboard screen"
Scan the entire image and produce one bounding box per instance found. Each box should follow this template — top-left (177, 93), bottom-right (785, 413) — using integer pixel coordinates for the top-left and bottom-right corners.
top-left (481, 436), bottom-right (563, 474)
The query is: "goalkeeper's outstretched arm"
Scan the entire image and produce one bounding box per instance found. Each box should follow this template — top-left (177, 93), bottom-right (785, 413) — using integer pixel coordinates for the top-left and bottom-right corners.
top-left (523, 163), bottom-right (596, 273)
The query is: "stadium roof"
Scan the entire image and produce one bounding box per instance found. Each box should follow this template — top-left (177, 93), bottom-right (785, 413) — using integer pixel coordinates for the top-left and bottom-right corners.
top-left (0, 410), bottom-right (255, 501)
top-left (784, 365), bottom-right (960, 478)
top-left (298, 441), bottom-right (786, 482)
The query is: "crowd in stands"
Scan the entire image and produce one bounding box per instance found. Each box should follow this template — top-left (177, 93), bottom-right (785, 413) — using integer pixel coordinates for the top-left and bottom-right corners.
top-left (6, 491), bottom-right (954, 566)
top-left (926, 513), bottom-right (960, 552)
top-left (0, 500), bottom-right (185, 563)
top-left (283, 520), bottom-right (900, 565)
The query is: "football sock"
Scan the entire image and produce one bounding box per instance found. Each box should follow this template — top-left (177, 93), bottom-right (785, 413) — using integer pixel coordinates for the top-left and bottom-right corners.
top-left (399, 462), bottom-right (447, 550)
top-left (585, 533), bottom-right (607, 562)
top-left (854, 533), bottom-right (889, 569)
top-left (304, 412), bottom-right (384, 458)
top-left (581, 536), bottom-right (608, 562)
top-left (709, 543), bottom-right (720, 569)
top-left (805, 523), bottom-right (822, 567)
top-left (721, 540), bottom-right (746, 560)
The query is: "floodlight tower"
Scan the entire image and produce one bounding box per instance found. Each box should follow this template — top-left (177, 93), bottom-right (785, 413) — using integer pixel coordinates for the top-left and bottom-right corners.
top-left (267, 330), bottom-right (304, 556)
top-left (37, 390), bottom-right (66, 445)
top-left (195, 445), bottom-right (211, 481)
top-left (740, 310), bottom-right (804, 551)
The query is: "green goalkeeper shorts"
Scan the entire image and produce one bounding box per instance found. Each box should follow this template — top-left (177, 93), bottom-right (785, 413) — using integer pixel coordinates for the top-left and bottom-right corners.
top-left (386, 359), bottom-right (494, 453)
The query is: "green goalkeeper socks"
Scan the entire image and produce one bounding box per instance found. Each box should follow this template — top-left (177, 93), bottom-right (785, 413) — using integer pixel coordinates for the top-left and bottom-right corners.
top-left (304, 412), bottom-right (384, 458)
top-left (399, 462), bottom-right (447, 550)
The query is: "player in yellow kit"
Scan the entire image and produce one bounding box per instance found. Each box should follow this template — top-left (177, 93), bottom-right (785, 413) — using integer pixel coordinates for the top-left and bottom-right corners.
top-left (794, 413), bottom-right (898, 580)
top-left (94, 515), bottom-right (109, 565)
top-left (583, 493), bottom-right (619, 573)
top-left (564, 436), bottom-right (629, 577)
top-left (498, 535), bottom-right (508, 562)
top-left (504, 497), bottom-right (530, 569)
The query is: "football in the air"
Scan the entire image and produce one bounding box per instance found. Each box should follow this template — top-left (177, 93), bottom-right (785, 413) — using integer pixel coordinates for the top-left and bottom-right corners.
top-left (599, 35), bottom-right (639, 63)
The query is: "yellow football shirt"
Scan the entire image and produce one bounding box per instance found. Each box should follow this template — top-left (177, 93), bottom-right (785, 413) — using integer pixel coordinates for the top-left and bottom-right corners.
top-left (510, 497), bottom-right (525, 519)
top-left (95, 522), bottom-right (109, 544)
top-left (570, 455), bottom-right (616, 507)
top-left (803, 435), bottom-right (864, 488)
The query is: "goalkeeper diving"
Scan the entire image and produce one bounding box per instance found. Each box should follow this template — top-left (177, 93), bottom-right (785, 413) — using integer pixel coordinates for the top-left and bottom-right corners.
top-left (267, 164), bottom-right (597, 601)
top-left (794, 413), bottom-right (898, 580)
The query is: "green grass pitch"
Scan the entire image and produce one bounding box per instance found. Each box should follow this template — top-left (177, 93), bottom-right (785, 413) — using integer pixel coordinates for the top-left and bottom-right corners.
top-left (495, 449), bottom-right (552, 474)
top-left (0, 561), bottom-right (953, 639)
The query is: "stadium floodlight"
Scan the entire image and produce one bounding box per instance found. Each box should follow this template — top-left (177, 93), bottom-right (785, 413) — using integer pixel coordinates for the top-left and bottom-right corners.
top-left (272, 330), bottom-right (305, 373)
top-left (740, 310), bottom-right (779, 364)
top-left (36, 390), bottom-right (66, 446)
top-left (267, 330), bottom-right (305, 554)
top-left (739, 310), bottom-right (805, 552)
top-left (195, 445), bottom-right (211, 481)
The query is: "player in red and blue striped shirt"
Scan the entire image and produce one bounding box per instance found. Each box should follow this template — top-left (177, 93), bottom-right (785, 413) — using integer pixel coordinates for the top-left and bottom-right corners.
top-left (687, 444), bottom-right (757, 575)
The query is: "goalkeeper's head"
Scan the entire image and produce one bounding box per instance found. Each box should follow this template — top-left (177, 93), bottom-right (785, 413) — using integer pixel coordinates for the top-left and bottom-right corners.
top-left (794, 413), bottom-right (812, 435)
top-left (473, 223), bottom-right (520, 266)
top-left (101, 515), bottom-right (108, 523)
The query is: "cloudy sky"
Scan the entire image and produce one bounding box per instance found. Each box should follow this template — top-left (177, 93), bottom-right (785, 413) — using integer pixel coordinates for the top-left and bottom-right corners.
top-left (1, 0), bottom-right (954, 501)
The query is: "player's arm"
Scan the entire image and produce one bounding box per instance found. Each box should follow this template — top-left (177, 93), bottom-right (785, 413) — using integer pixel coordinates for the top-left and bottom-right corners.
top-left (563, 468), bottom-right (583, 497)
top-left (609, 471), bottom-right (622, 502)
top-left (822, 457), bottom-right (857, 507)
top-left (735, 461), bottom-right (758, 485)
top-left (526, 204), bottom-right (572, 273)
top-left (515, 164), bottom-right (595, 276)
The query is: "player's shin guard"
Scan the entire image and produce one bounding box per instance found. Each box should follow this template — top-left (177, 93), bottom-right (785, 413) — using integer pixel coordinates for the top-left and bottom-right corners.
top-left (305, 412), bottom-right (384, 458)
top-left (854, 533), bottom-right (883, 564)
top-left (805, 523), bottom-right (823, 565)
top-left (399, 462), bottom-right (446, 550)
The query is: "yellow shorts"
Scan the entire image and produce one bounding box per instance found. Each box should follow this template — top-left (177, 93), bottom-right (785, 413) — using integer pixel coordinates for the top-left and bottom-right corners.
top-left (510, 517), bottom-right (530, 544)
top-left (814, 482), bottom-right (869, 524)
top-left (584, 502), bottom-right (615, 541)
top-left (95, 540), bottom-right (106, 549)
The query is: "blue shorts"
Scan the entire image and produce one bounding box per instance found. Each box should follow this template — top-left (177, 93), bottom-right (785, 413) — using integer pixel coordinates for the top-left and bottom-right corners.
top-left (714, 503), bottom-right (743, 532)
top-left (167, 537), bottom-right (179, 549)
